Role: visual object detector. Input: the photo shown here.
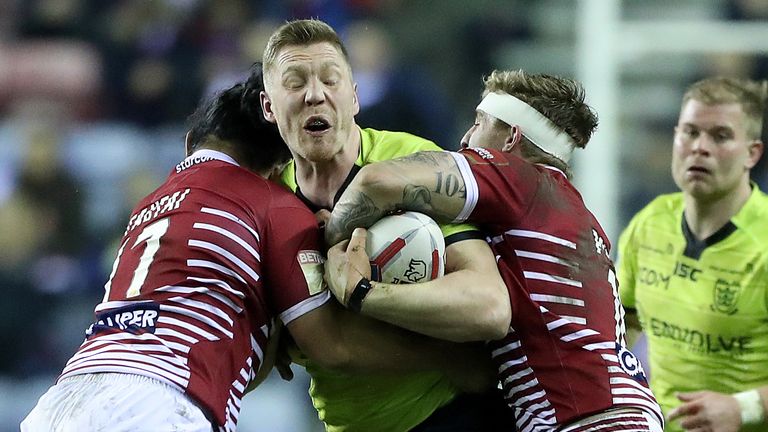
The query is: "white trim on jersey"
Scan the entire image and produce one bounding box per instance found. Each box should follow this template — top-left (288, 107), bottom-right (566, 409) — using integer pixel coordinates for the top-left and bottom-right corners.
top-left (560, 315), bottom-right (587, 325)
top-left (448, 151), bottom-right (478, 223)
top-left (498, 355), bottom-right (529, 373)
top-left (201, 207), bottom-right (260, 242)
top-left (67, 351), bottom-right (191, 380)
top-left (524, 271), bottom-right (583, 288)
top-left (188, 239), bottom-right (260, 283)
top-left (95, 299), bottom-right (153, 312)
top-left (186, 276), bottom-right (245, 299)
top-left (491, 340), bottom-right (521, 357)
top-left (504, 229), bottom-right (576, 249)
top-left (187, 260), bottom-right (247, 285)
top-left (193, 222), bottom-right (261, 262)
top-left (188, 149), bottom-right (239, 166)
top-left (545, 317), bottom-right (572, 331)
top-left (279, 290), bottom-right (332, 325)
top-left (156, 285), bottom-right (243, 314)
top-left (515, 249), bottom-right (575, 267)
top-left (158, 316), bottom-right (218, 341)
top-left (160, 304), bottom-right (234, 339)
top-left (67, 339), bottom-right (185, 368)
top-left (560, 329), bottom-right (599, 342)
top-left (583, 342), bottom-right (616, 351)
top-left (502, 368), bottom-right (534, 385)
top-left (155, 327), bottom-right (199, 345)
top-left (168, 296), bottom-right (235, 326)
top-left (530, 294), bottom-right (585, 307)
top-left (251, 333), bottom-right (264, 367)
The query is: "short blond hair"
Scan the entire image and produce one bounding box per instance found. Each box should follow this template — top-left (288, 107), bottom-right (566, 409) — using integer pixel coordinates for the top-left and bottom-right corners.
top-left (262, 19), bottom-right (349, 85)
top-left (682, 77), bottom-right (767, 140)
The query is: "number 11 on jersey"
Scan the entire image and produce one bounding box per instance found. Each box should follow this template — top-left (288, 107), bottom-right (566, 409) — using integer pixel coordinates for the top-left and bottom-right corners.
top-left (103, 218), bottom-right (170, 301)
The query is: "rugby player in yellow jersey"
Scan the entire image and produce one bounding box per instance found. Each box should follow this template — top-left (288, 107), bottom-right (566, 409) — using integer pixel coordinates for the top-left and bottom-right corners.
top-left (618, 77), bottom-right (768, 432)
top-left (256, 19), bottom-right (512, 432)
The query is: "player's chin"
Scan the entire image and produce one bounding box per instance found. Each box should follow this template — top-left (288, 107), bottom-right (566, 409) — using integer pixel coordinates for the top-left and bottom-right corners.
top-left (301, 140), bottom-right (339, 161)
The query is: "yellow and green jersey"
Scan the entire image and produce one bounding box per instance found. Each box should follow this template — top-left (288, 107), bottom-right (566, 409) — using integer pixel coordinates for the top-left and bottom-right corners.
top-left (281, 127), bottom-right (481, 432)
top-left (617, 185), bottom-right (768, 432)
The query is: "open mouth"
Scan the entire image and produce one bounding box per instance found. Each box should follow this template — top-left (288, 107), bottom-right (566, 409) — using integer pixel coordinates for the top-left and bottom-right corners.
top-left (304, 116), bottom-right (331, 133)
top-left (687, 166), bottom-right (710, 175)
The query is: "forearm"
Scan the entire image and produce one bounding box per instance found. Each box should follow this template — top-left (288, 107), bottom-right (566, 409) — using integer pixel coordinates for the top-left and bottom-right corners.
top-left (335, 305), bottom-right (479, 373)
top-left (331, 304), bottom-right (496, 393)
top-left (326, 152), bottom-right (466, 245)
top-left (360, 270), bottom-right (510, 342)
top-left (294, 301), bottom-right (486, 379)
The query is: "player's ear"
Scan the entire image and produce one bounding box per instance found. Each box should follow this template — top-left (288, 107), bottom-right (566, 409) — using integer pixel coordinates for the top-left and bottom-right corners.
top-left (352, 82), bottom-right (360, 116)
top-left (184, 131), bottom-right (192, 156)
top-left (260, 91), bottom-right (277, 123)
top-left (502, 125), bottom-right (523, 153)
top-left (746, 140), bottom-right (764, 169)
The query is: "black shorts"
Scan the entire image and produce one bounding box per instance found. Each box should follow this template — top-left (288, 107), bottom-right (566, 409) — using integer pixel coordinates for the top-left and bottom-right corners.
top-left (409, 390), bottom-right (516, 432)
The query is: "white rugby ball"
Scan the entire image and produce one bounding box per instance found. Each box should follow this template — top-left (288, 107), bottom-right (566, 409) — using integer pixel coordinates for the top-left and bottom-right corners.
top-left (366, 211), bottom-right (445, 284)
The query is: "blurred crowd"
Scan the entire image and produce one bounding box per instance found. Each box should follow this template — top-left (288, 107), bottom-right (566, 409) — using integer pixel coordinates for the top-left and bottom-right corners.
top-left (2, 0), bottom-right (768, 430)
top-left (0, 0), bottom-right (494, 379)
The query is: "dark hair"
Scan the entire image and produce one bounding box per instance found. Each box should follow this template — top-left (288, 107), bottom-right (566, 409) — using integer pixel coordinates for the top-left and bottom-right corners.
top-left (186, 62), bottom-right (290, 172)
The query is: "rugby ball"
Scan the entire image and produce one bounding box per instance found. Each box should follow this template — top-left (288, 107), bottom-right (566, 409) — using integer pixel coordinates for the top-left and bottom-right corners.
top-left (366, 211), bottom-right (445, 284)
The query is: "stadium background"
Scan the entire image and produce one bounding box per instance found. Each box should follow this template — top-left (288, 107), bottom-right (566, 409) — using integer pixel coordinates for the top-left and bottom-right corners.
top-left (1, 0), bottom-right (767, 430)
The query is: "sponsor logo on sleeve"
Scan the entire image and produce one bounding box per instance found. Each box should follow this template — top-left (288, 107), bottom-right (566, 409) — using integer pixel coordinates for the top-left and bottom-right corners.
top-left (297, 250), bottom-right (326, 295)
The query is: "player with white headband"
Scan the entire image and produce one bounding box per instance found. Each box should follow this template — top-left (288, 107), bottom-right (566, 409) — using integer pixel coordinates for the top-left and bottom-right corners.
top-left (475, 91), bottom-right (576, 163)
top-left (324, 69), bottom-right (664, 432)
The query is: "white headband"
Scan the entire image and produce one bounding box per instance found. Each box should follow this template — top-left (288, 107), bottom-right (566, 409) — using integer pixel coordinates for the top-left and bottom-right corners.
top-left (477, 92), bottom-right (575, 163)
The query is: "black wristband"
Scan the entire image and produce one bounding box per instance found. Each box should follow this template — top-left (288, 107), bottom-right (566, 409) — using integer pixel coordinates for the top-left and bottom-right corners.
top-left (348, 278), bottom-right (373, 313)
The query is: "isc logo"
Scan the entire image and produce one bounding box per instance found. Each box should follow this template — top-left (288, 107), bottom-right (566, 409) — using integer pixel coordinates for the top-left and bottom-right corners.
top-left (673, 261), bottom-right (701, 281)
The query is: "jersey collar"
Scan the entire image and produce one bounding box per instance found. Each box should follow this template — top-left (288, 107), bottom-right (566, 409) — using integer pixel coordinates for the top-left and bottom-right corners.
top-left (681, 182), bottom-right (761, 260)
top-left (184, 149), bottom-right (240, 166)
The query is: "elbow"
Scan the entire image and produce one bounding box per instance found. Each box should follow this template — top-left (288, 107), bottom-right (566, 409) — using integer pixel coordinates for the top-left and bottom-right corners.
top-left (485, 300), bottom-right (511, 340)
top-left (475, 285), bottom-right (511, 341)
top-left (449, 287), bottom-right (510, 343)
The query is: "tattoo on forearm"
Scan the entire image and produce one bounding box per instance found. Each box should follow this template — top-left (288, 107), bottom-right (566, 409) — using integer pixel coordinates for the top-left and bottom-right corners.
top-left (401, 183), bottom-right (454, 222)
top-left (325, 192), bottom-right (385, 245)
top-left (402, 184), bottom-right (432, 210)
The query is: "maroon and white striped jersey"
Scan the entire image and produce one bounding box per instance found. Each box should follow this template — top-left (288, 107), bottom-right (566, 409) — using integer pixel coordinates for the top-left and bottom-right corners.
top-left (59, 150), bottom-right (330, 431)
top-left (450, 148), bottom-right (662, 432)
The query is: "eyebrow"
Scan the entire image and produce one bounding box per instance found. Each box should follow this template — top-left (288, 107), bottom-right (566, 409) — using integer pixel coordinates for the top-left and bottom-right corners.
top-left (281, 65), bottom-right (307, 76)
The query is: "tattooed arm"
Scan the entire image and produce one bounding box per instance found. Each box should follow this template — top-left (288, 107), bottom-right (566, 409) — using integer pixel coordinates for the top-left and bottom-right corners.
top-left (325, 151), bottom-right (468, 246)
top-left (324, 151), bottom-right (511, 342)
